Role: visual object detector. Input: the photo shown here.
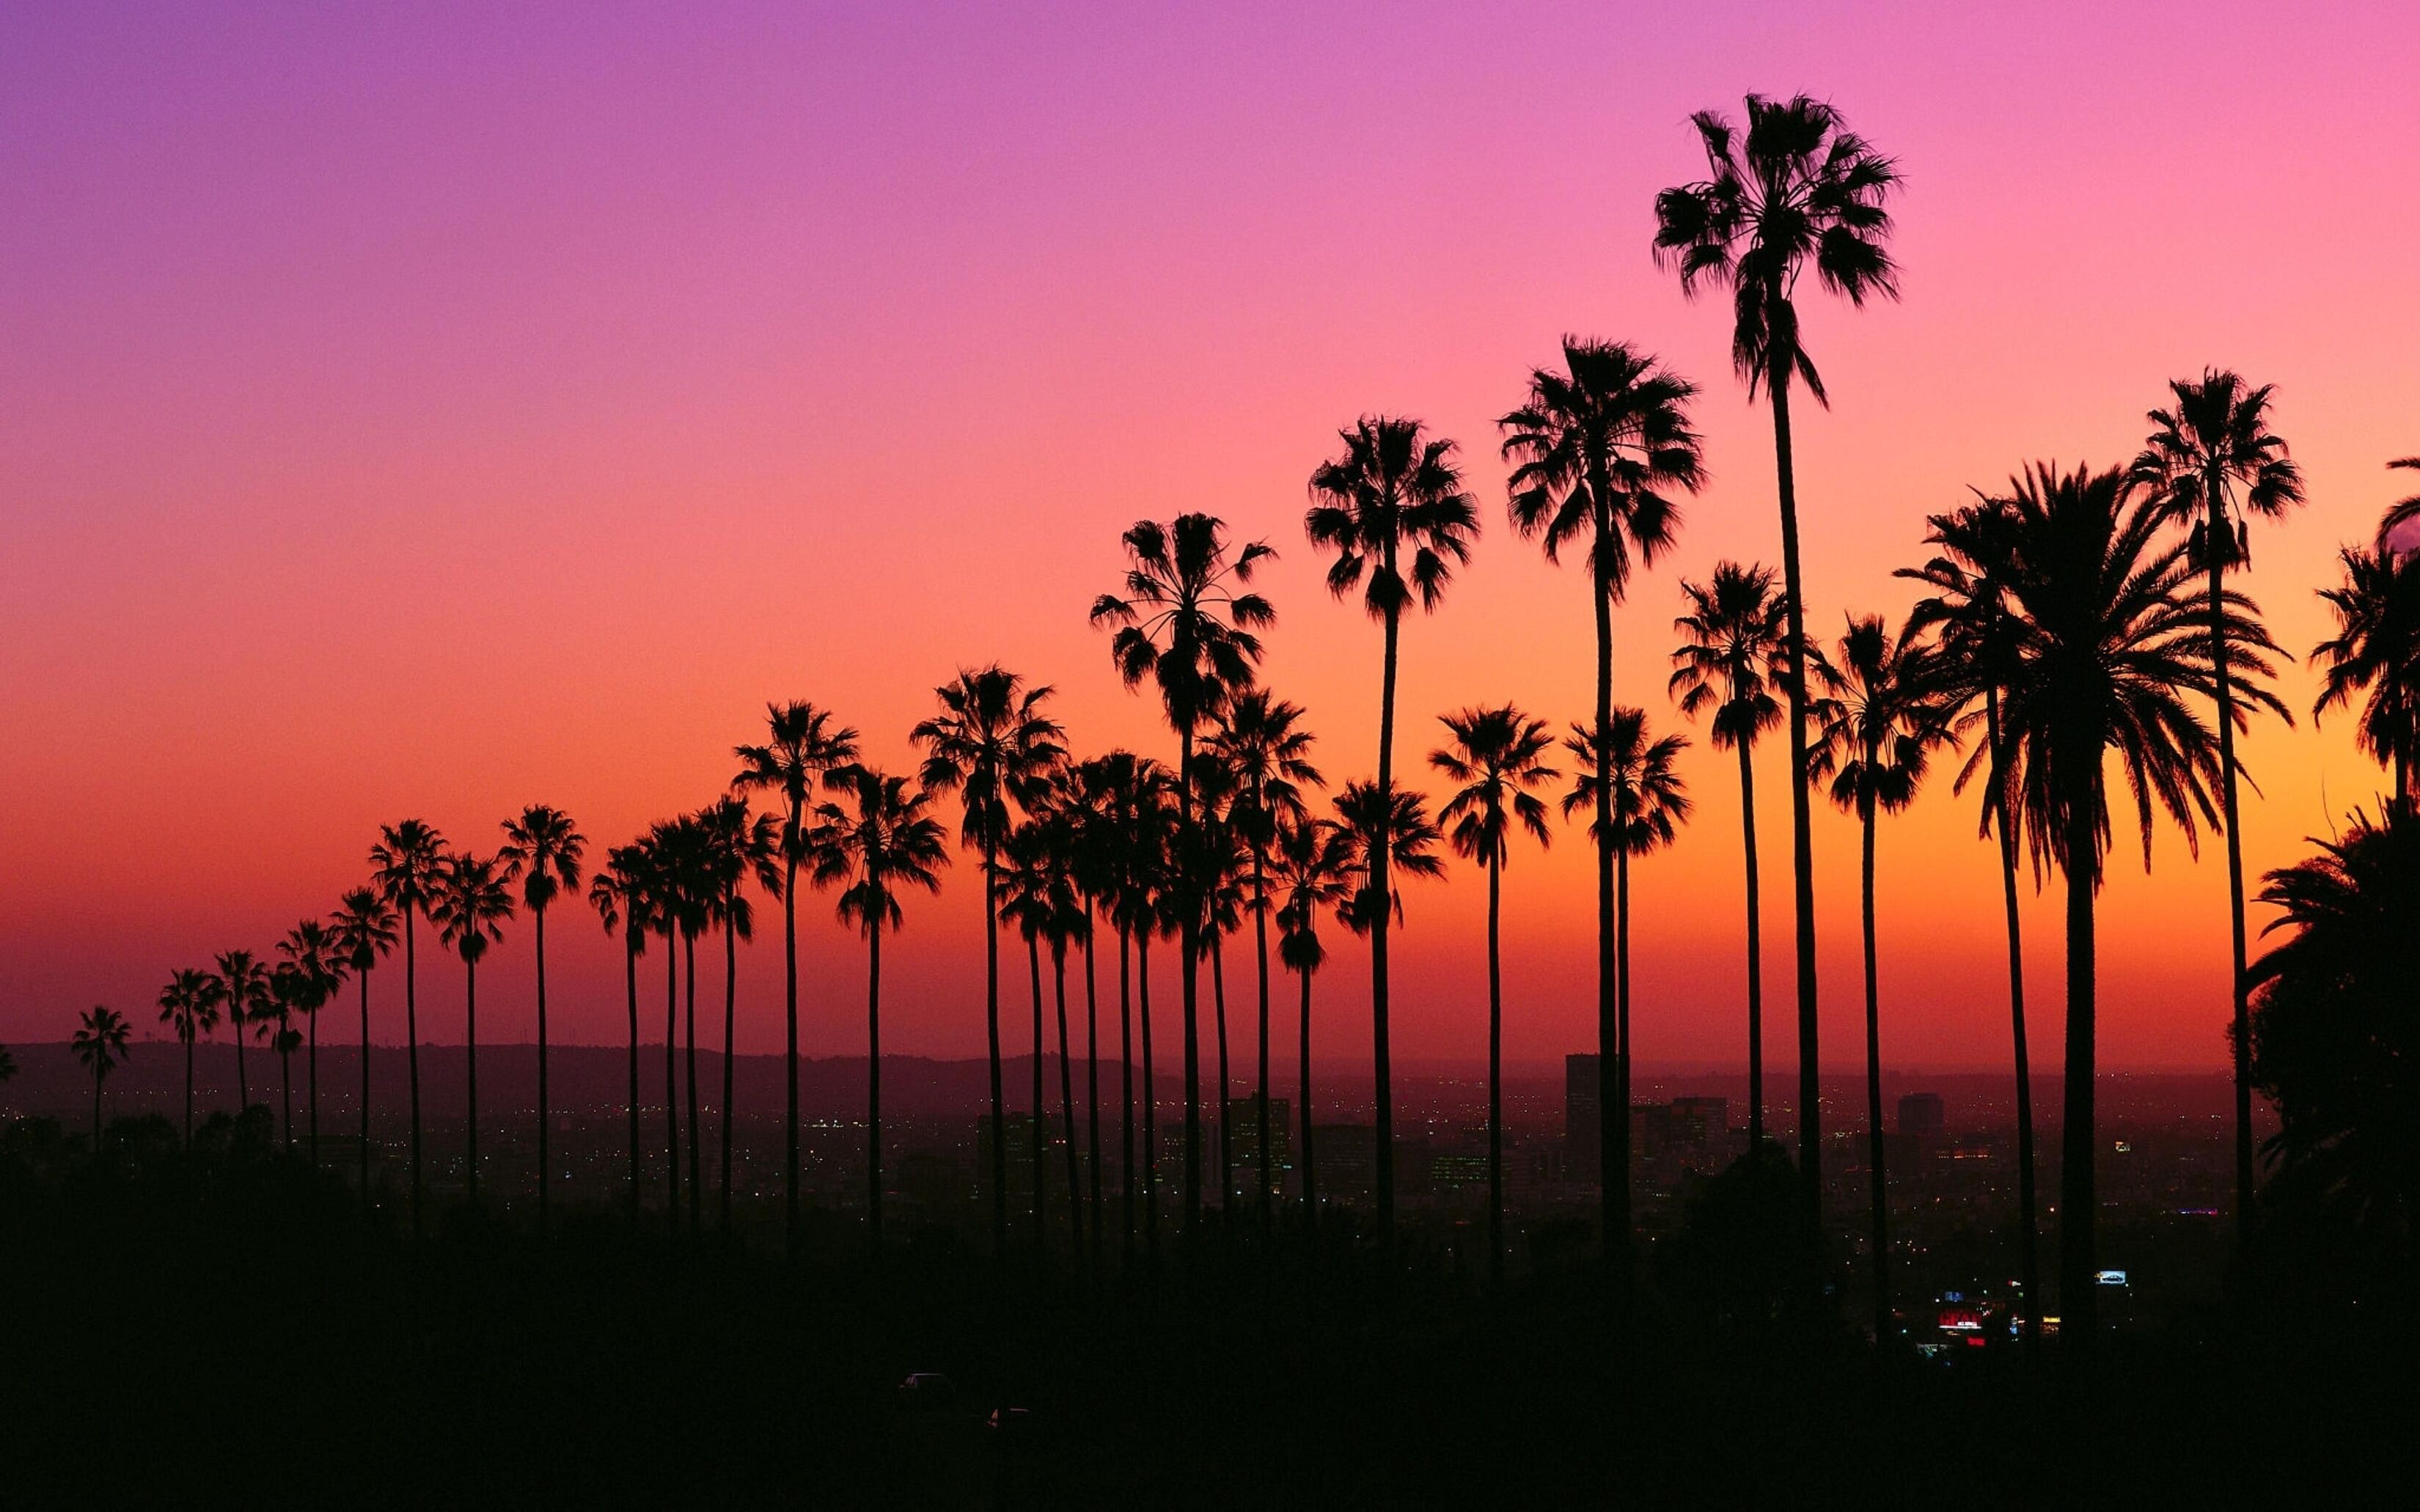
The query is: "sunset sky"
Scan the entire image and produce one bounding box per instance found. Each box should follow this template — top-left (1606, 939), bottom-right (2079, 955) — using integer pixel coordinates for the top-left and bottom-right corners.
top-left (5, 2), bottom-right (2415, 1074)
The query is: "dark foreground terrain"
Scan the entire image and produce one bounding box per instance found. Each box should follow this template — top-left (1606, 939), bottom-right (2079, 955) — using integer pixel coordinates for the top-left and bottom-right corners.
top-left (5, 1112), bottom-right (2412, 1509)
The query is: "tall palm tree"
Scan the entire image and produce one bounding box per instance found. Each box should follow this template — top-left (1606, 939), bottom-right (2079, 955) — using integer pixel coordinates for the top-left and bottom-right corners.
top-left (1204, 691), bottom-right (1321, 1226)
top-left (1811, 614), bottom-right (1950, 1344)
top-left (264, 964), bottom-right (306, 1148)
top-left (589, 843), bottom-right (656, 1225)
top-left (1063, 755), bottom-right (1128, 1265)
top-left (1900, 504), bottom-right (2045, 1343)
top-left (1502, 337), bottom-right (1704, 1256)
top-left (2312, 541), bottom-right (2420, 812)
top-left (1670, 562), bottom-right (1791, 1153)
top-left (499, 804), bottom-right (584, 1232)
top-left (914, 666), bottom-right (1065, 1251)
top-left (205, 949), bottom-right (268, 1117)
top-left (1307, 422), bottom-right (1478, 1240)
top-left (2134, 370), bottom-right (2306, 1236)
top-left (653, 814), bottom-right (716, 1231)
top-left (1654, 96), bottom-right (1901, 1222)
top-left (1431, 705), bottom-right (1557, 1285)
top-left (370, 819), bottom-right (450, 1235)
top-left (1989, 461), bottom-right (2281, 1346)
top-left (1563, 709), bottom-right (1691, 1255)
top-left (1093, 513), bottom-right (1275, 1235)
top-left (999, 816), bottom-right (1058, 1247)
top-left (277, 920), bottom-right (345, 1157)
top-left (70, 1005), bottom-right (131, 1145)
top-left (1004, 799), bottom-right (1089, 1254)
top-left (156, 968), bottom-right (219, 1146)
top-left (700, 794), bottom-right (781, 1232)
top-left (1182, 794), bottom-right (1250, 1211)
top-left (329, 887), bottom-right (397, 1203)
top-left (428, 850), bottom-right (514, 1208)
top-left (814, 766), bottom-right (949, 1253)
top-left (1334, 777), bottom-right (1445, 1225)
top-left (733, 700), bottom-right (861, 1250)
top-left (642, 822), bottom-right (686, 1225)
top-left (1269, 815), bottom-right (1354, 1216)
top-left (1089, 751), bottom-right (1174, 1256)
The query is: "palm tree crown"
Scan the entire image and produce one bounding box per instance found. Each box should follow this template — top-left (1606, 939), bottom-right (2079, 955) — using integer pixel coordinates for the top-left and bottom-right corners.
top-left (815, 767), bottom-right (950, 936)
top-left (1670, 562), bottom-right (1793, 750)
top-left (158, 968), bottom-right (219, 1046)
top-left (430, 852), bottom-right (515, 966)
top-left (2311, 541), bottom-right (2420, 807)
top-left (1092, 515), bottom-right (1276, 742)
top-left (2133, 369), bottom-right (2306, 570)
top-left (1563, 711), bottom-right (1693, 856)
top-left (1333, 781), bottom-right (1446, 930)
top-left (1306, 417), bottom-right (1479, 622)
top-left (329, 888), bottom-right (398, 977)
top-left (1431, 707), bottom-right (1558, 867)
top-left (1500, 338), bottom-right (1704, 597)
top-left (1811, 614), bottom-right (1949, 822)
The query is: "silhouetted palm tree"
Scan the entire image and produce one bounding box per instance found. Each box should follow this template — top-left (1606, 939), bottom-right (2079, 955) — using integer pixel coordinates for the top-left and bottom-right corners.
top-left (1335, 777), bottom-right (1445, 1227)
top-left (2312, 541), bottom-right (2420, 812)
top-left (1432, 705), bottom-right (1556, 1285)
top-left (205, 948), bottom-right (268, 1117)
top-left (2134, 370), bottom-right (2306, 1236)
top-left (329, 887), bottom-right (397, 1201)
top-left (1182, 795), bottom-right (1250, 1211)
top-left (1307, 422), bottom-right (1478, 1240)
top-left (1063, 755), bottom-right (1129, 1265)
top-left (733, 700), bottom-right (860, 1250)
top-left (999, 815), bottom-right (1058, 1247)
top-left (642, 821), bottom-right (686, 1225)
top-left (815, 765), bottom-right (949, 1254)
top-left (1003, 799), bottom-right (1088, 1254)
top-left (277, 919), bottom-right (345, 1156)
top-left (70, 1005), bottom-right (131, 1144)
top-left (156, 968), bottom-right (219, 1145)
top-left (370, 818), bottom-right (450, 1234)
top-left (265, 965), bottom-right (305, 1148)
top-left (1564, 709), bottom-right (1690, 1262)
top-left (700, 794), bottom-right (781, 1232)
top-left (1813, 613), bottom-right (1951, 1344)
top-left (1090, 751), bottom-right (1176, 1255)
top-left (2380, 457), bottom-right (2420, 551)
top-left (914, 666), bottom-right (1065, 1251)
top-left (499, 804), bottom-right (584, 1232)
top-left (429, 850), bottom-right (514, 1208)
top-left (590, 843), bottom-right (656, 1225)
top-left (652, 814), bottom-right (715, 1231)
top-left (1670, 562), bottom-right (1791, 1153)
top-left (1989, 461), bottom-right (2281, 1346)
top-left (1093, 513), bottom-right (1275, 1236)
top-left (1270, 815), bottom-right (1354, 1216)
top-left (1655, 96), bottom-right (1900, 1222)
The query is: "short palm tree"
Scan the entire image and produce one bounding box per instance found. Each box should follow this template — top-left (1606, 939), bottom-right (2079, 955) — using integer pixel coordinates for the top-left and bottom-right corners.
top-left (1089, 751), bottom-right (1176, 1255)
top-left (2134, 370), bottom-right (2306, 1235)
top-left (499, 804), bottom-right (584, 1230)
top-left (642, 821), bottom-right (690, 1225)
top-left (2312, 541), bottom-right (2420, 812)
top-left (1002, 801), bottom-right (1088, 1253)
top-left (733, 700), bottom-right (861, 1249)
top-left (1990, 461), bottom-right (2282, 1345)
top-left (206, 948), bottom-right (268, 1116)
top-left (652, 814), bottom-right (716, 1230)
top-left (428, 850), bottom-right (514, 1208)
top-left (1093, 513), bottom-right (1275, 1235)
top-left (1307, 422), bottom-right (1478, 1240)
top-left (1334, 777), bottom-right (1445, 1225)
top-left (156, 968), bottom-right (219, 1145)
top-left (1669, 561), bottom-right (1791, 1152)
top-left (1431, 705), bottom-right (1556, 1285)
top-left (814, 765), bottom-right (949, 1253)
top-left (276, 919), bottom-right (345, 1156)
top-left (914, 666), bottom-right (1065, 1251)
top-left (998, 815), bottom-right (1058, 1247)
top-left (370, 818), bottom-right (450, 1234)
top-left (264, 964), bottom-right (307, 1148)
top-left (589, 843), bottom-right (657, 1225)
top-left (329, 887), bottom-right (397, 1200)
top-left (70, 1005), bottom-right (131, 1144)
top-left (1654, 96), bottom-right (1901, 1222)
top-left (1269, 815), bottom-right (1354, 1215)
top-left (1812, 613), bottom-right (1951, 1343)
top-left (700, 794), bottom-right (782, 1232)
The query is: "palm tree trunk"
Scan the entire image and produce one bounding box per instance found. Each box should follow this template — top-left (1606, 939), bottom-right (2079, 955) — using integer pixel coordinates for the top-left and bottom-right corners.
top-left (466, 958), bottom-right (480, 1206)
top-left (1055, 946), bottom-right (1083, 1257)
top-left (308, 1003), bottom-right (320, 1161)
top-left (1140, 927), bottom-right (1159, 1254)
top-left (1616, 842), bottom-right (1632, 1249)
top-left (1861, 807), bottom-right (1890, 1343)
top-left (1179, 726), bottom-right (1203, 1236)
top-left (280, 1034), bottom-right (292, 1150)
top-left (2206, 521), bottom-right (2256, 1239)
top-left (1298, 964), bottom-right (1316, 1217)
top-left (1027, 931), bottom-right (1046, 1250)
top-left (1118, 920), bottom-right (1135, 1262)
top-left (1739, 736), bottom-right (1764, 1153)
top-left (868, 925), bottom-right (884, 1255)
top-left (406, 909), bottom-right (422, 1238)
top-left (2060, 796), bottom-right (2101, 1352)
top-left (359, 970), bottom-right (371, 1208)
top-left (93, 1071), bottom-right (103, 1145)
top-left (1486, 852), bottom-right (1503, 1290)
top-left (721, 907), bottom-right (737, 1233)
top-left (1252, 844), bottom-right (1272, 1230)
top-left (1373, 605), bottom-right (1401, 1244)
top-left (1085, 899), bottom-right (1104, 1274)
top-left (626, 932), bottom-right (641, 1227)
top-left (1987, 689), bottom-right (2039, 1351)
top-left (663, 926), bottom-right (678, 1229)
top-left (1770, 334), bottom-right (1824, 1227)
top-left (684, 930), bottom-right (700, 1232)
top-left (1212, 928), bottom-right (1231, 1211)
top-left (536, 901), bottom-right (550, 1233)
top-left (985, 848), bottom-right (1007, 1252)
top-left (1591, 478), bottom-right (1621, 1277)
top-left (183, 1035), bottom-right (195, 1148)
top-left (784, 846), bottom-right (801, 1254)
top-left (236, 1005), bottom-right (251, 1114)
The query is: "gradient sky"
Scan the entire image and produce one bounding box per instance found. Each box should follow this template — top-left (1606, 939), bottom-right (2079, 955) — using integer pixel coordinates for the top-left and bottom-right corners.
top-left (5, 1), bottom-right (2416, 1074)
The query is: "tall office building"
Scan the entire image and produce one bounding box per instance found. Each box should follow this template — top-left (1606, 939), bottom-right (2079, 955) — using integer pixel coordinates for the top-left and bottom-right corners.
top-left (1566, 1053), bottom-right (1602, 1183)
top-left (1899, 1092), bottom-right (1946, 1141)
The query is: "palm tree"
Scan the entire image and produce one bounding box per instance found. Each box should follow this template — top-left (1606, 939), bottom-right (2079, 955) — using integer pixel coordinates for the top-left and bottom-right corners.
top-left (1654, 96), bottom-right (1901, 1222)
top-left (276, 920), bottom-right (345, 1156)
top-left (640, 822), bottom-right (685, 1224)
top-left (1004, 799), bottom-right (1089, 1255)
top-left (205, 949), bottom-right (268, 1117)
top-left (914, 666), bottom-right (1066, 1251)
top-left (1563, 709), bottom-right (1690, 1263)
top-left (1062, 755), bottom-right (1128, 1266)
top-left (733, 700), bottom-right (861, 1250)
top-left (652, 814), bottom-right (716, 1231)
top-left (264, 965), bottom-right (306, 1148)
top-left (814, 765), bottom-right (949, 1253)
top-left (1669, 562), bottom-right (1791, 1153)
top-left (1431, 705), bottom-right (1556, 1285)
top-left (1306, 422), bottom-right (1478, 1240)
top-left (1812, 613), bottom-right (1951, 1343)
top-left (155, 968), bottom-right (219, 1145)
top-left (428, 850), bottom-right (514, 1208)
top-left (499, 804), bottom-right (584, 1232)
top-left (1203, 691), bottom-right (1321, 1227)
top-left (1988, 461), bottom-right (2282, 1346)
top-left (329, 887), bottom-right (397, 1202)
top-left (1900, 504), bottom-right (2046, 1343)
top-left (2312, 541), bottom-right (2420, 812)
top-left (2134, 370), bottom-right (2307, 1236)
top-left (1182, 794), bottom-right (1250, 1212)
top-left (2383, 457), bottom-right (2420, 551)
top-left (999, 815), bottom-right (1059, 1247)
top-left (1089, 751), bottom-right (1175, 1256)
top-left (1334, 777), bottom-right (1445, 1226)
top-left (1093, 514), bottom-right (1275, 1235)
top-left (370, 818), bottom-right (450, 1235)
top-left (699, 794), bottom-right (781, 1232)
top-left (1269, 815), bottom-right (1354, 1216)
top-left (589, 843), bottom-right (656, 1225)
top-left (70, 1005), bottom-right (131, 1144)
